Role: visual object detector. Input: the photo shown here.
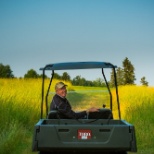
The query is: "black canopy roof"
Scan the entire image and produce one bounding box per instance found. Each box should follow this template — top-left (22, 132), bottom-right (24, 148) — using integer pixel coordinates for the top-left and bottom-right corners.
top-left (40, 61), bottom-right (117, 71)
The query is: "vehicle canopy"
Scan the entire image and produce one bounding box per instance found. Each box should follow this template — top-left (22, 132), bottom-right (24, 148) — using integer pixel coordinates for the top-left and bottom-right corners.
top-left (40, 61), bottom-right (117, 70)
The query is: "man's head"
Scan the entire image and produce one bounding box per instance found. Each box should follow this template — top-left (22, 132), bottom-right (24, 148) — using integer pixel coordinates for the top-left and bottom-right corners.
top-left (55, 82), bottom-right (67, 98)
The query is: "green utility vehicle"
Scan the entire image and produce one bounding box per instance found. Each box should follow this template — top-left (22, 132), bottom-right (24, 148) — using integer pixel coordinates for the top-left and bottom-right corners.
top-left (32, 61), bottom-right (137, 154)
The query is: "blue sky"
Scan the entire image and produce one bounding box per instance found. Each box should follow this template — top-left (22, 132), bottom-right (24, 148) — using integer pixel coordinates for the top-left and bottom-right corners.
top-left (1, 0), bottom-right (154, 86)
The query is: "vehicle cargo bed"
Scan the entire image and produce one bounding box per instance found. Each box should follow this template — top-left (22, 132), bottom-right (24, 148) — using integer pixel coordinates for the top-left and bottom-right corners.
top-left (32, 119), bottom-right (137, 153)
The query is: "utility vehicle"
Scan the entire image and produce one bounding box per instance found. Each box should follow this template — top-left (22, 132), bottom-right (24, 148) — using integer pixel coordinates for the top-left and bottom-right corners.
top-left (32, 61), bottom-right (137, 154)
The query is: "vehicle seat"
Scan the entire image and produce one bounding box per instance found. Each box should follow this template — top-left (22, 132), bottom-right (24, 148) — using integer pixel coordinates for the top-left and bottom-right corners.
top-left (47, 110), bottom-right (59, 119)
top-left (88, 108), bottom-right (113, 119)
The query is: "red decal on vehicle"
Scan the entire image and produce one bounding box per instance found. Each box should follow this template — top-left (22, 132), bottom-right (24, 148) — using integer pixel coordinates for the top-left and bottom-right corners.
top-left (78, 129), bottom-right (92, 139)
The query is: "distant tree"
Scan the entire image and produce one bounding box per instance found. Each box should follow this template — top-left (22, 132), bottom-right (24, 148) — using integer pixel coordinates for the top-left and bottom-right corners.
top-left (116, 67), bottom-right (124, 85)
top-left (39, 74), bottom-right (48, 78)
top-left (85, 80), bottom-right (94, 86)
top-left (79, 77), bottom-right (86, 86)
top-left (122, 57), bottom-right (136, 85)
top-left (72, 75), bottom-right (86, 86)
top-left (53, 72), bottom-right (61, 79)
top-left (0, 63), bottom-right (14, 78)
top-left (61, 72), bottom-right (71, 81)
top-left (72, 75), bottom-right (80, 85)
top-left (24, 69), bottom-right (39, 78)
top-left (93, 78), bottom-right (106, 87)
top-left (110, 68), bottom-right (115, 87)
top-left (110, 68), bottom-right (124, 87)
top-left (140, 76), bottom-right (148, 86)
top-left (72, 75), bottom-right (106, 87)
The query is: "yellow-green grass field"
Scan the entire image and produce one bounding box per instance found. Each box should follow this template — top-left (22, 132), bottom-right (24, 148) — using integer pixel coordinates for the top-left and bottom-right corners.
top-left (0, 79), bottom-right (154, 154)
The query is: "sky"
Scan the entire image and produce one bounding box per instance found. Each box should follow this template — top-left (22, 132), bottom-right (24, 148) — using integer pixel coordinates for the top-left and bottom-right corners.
top-left (0, 0), bottom-right (154, 86)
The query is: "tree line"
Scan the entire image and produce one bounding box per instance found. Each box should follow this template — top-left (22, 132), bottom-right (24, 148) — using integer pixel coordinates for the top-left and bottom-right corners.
top-left (0, 57), bottom-right (148, 86)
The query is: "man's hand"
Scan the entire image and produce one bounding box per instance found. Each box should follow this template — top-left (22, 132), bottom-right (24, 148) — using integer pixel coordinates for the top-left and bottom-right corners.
top-left (86, 107), bottom-right (99, 114)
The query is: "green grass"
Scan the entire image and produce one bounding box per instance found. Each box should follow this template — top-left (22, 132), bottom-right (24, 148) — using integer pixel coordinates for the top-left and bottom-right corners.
top-left (0, 79), bottom-right (154, 154)
top-left (117, 86), bottom-right (154, 154)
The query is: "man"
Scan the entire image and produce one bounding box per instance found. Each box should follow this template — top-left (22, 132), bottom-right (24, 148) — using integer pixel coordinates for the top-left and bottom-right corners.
top-left (50, 81), bottom-right (99, 119)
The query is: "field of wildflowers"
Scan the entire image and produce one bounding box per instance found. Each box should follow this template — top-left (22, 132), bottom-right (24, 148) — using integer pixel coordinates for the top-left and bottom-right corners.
top-left (0, 79), bottom-right (154, 154)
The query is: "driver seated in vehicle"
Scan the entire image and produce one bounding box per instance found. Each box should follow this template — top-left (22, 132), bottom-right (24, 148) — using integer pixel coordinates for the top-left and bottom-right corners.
top-left (50, 81), bottom-right (99, 119)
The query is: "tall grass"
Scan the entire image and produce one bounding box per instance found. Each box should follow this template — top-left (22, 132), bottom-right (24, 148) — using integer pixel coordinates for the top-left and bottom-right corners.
top-left (0, 79), bottom-right (41, 154)
top-left (0, 78), bottom-right (72, 154)
top-left (113, 85), bottom-right (154, 154)
top-left (0, 79), bottom-right (154, 154)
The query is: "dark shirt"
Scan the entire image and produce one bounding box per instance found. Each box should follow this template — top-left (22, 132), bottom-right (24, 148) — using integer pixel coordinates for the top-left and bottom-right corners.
top-left (50, 94), bottom-right (87, 119)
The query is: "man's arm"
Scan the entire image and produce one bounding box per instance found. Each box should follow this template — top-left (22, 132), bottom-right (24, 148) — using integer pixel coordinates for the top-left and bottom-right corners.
top-left (58, 101), bottom-right (87, 119)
